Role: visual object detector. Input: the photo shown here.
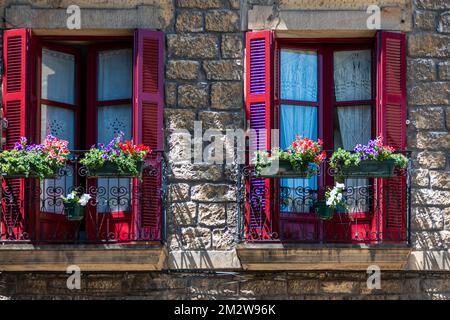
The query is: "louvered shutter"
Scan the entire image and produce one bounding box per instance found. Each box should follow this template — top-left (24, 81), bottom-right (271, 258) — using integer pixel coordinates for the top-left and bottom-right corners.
top-left (1, 29), bottom-right (31, 240)
top-left (133, 30), bottom-right (164, 240)
top-left (376, 31), bottom-right (407, 242)
top-left (245, 31), bottom-right (274, 240)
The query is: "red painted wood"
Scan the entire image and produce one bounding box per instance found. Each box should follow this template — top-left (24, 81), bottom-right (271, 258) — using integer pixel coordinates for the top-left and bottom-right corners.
top-left (245, 31), bottom-right (275, 240)
top-left (275, 39), bottom-right (379, 243)
top-left (85, 42), bottom-right (134, 242)
top-left (34, 41), bottom-right (81, 241)
top-left (1, 29), bottom-right (30, 241)
top-left (133, 29), bottom-right (164, 241)
top-left (376, 31), bottom-right (407, 243)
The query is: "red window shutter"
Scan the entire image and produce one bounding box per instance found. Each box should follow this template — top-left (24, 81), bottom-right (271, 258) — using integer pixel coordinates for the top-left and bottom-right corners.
top-left (376, 31), bottom-right (407, 242)
top-left (245, 30), bottom-right (275, 240)
top-left (133, 29), bottom-right (164, 240)
top-left (1, 29), bottom-right (31, 240)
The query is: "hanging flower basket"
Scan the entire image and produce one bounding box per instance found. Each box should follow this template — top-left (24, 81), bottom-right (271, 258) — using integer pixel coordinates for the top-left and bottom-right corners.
top-left (337, 159), bottom-right (396, 178)
top-left (64, 204), bottom-right (86, 221)
top-left (314, 201), bottom-right (334, 220)
top-left (62, 191), bottom-right (91, 221)
top-left (87, 160), bottom-right (144, 177)
top-left (256, 159), bottom-right (310, 178)
top-left (313, 201), bottom-right (347, 220)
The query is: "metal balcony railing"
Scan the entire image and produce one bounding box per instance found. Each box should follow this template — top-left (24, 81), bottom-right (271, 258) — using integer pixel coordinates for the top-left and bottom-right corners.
top-left (236, 151), bottom-right (412, 245)
top-left (0, 150), bottom-right (167, 244)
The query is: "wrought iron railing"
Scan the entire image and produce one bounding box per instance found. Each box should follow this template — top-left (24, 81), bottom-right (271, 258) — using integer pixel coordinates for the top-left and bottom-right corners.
top-left (236, 151), bottom-right (412, 245)
top-left (0, 150), bottom-right (167, 244)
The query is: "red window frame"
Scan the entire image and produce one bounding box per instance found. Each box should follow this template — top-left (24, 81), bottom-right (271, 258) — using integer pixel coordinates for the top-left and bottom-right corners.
top-left (275, 39), bottom-right (376, 197)
top-left (245, 31), bottom-right (407, 244)
top-left (2, 29), bottom-right (164, 243)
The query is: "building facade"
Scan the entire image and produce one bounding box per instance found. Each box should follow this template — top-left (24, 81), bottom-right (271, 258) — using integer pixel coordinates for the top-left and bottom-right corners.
top-left (0, 0), bottom-right (450, 299)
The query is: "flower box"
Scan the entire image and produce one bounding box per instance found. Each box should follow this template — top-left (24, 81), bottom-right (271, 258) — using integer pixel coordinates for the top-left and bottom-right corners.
top-left (64, 204), bottom-right (86, 221)
top-left (313, 201), bottom-right (347, 220)
top-left (256, 159), bottom-right (310, 178)
top-left (87, 160), bottom-right (144, 178)
top-left (336, 159), bottom-right (396, 178)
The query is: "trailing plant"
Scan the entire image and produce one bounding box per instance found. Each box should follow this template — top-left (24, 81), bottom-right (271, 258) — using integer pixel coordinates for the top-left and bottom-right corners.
top-left (254, 136), bottom-right (326, 177)
top-left (329, 136), bottom-right (408, 171)
top-left (80, 132), bottom-right (151, 176)
top-left (0, 135), bottom-right (69, 178)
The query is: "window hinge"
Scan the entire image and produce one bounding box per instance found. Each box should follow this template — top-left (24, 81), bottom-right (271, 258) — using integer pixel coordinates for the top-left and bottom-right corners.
top-left (1, 119), bottom-right (7, 130)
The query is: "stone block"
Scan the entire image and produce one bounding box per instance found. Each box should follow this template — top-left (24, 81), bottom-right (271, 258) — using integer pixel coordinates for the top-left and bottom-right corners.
top-left (168, 34), bottom-right (218, 59)
top-left (203, 60), bottom-right (243, 80)
top-left (166, 60), bottom-right (200, 80)
top-left (199, 203), bottom-right (227, 226)
top-left (205, 10), bottom-right (240, 32)
top-left (176, 10), bottom-right (203, 33)
top-left (211, 82), bottom-right (242, 109)
top-left (178, 83), bottom-right (209, 108)
top-left (417, 151), bottom-right (446, 169)
top-left (191, 184), bottom-right (236, 202)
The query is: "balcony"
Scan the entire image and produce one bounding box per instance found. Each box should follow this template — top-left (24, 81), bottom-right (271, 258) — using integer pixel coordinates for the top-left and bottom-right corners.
top-left (236, 151), bottom-right (412, 245)
top-left (235, 151), bottom-right (413, 270)
top-left (0, 150), bottom-right (167, 244)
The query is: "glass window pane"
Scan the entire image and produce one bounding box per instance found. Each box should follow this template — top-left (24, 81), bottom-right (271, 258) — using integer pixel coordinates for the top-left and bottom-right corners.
top-left (98, 49), bottom-right (132, 101)
top-left (334, 50), bottom-right (371, 102)
top-left (40, 104), bottom-right (75, 214)
top-left (334, 105), bottom-right (372, 213)
top-left (97, 105), bottom-right (132, 144)
top-left (41, 49), bottom-right (75, 104)
top-left (281, 49), bottom-right (318, 102)
top-left (41, 104), bottom-right (75, 148)
top-left (97, 104), bottom-right (132, 213)
top-left (280, 105), bottom-right (318, 213)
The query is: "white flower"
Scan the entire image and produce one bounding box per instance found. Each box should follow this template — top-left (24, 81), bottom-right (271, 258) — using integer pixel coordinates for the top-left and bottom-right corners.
top-left (67, 192), bottom-right (76, 200)
top-left (78, 194), bottom-right (91, 206)
top-left (336, 182), bottom-right (345, 189)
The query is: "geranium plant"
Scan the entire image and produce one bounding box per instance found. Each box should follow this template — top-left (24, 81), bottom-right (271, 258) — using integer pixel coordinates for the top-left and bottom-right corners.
top-left (80, 132), bottom-right (151, 177)
top-left (254, 136), bottom-right (326, 177)
top-left (0, 135), bottom-right (70, 178)
top-left (330, 136), bottom-right (408, 172)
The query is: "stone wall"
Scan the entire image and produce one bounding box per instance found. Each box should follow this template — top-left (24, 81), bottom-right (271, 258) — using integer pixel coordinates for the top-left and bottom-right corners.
top-left (1, 271), bottom-right (450, 300)
top-left (165, 0), bottom-right (244, 269)
top-left (0, 0), bottom-right (450, 300)
top-left (407, 0), bottom-right (450, 270)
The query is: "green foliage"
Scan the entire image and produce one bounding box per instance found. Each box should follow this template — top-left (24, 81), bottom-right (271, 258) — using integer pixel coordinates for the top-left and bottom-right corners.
top-left (0, 149), bottom-right (63, 178)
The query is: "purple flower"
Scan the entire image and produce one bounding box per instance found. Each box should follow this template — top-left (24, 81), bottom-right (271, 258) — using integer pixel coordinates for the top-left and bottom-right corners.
top-left (102, 154), bottom-right (109, 160)
top-left (14, 142), bottom-right (24, 151)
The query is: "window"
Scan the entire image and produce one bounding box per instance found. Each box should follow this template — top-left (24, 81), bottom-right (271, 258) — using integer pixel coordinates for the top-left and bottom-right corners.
top-left (2, 29), bottom-right (164, 242)
top-left (245, 31), bottom-right (407, 244)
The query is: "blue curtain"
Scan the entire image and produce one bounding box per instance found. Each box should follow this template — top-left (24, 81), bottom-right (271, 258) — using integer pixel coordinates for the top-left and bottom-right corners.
top-left (280, 105), bottom-right (318, 213)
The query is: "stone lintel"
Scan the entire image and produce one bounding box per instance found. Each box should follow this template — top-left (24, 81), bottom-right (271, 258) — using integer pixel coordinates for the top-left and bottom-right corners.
top-left (5, 4), bottom-right (161, 29)
top-left (237, 244), bottom-right (412, 271)
top-left (248, 5), bottom-right (412, 32)
top-left (0, 244), bottom-right (166, 271)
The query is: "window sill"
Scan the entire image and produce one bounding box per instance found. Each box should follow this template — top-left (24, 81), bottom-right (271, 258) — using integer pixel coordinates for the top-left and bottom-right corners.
top-left (236, 243), bottom-right (411, 271)
top-left (0, 243), bottom-right (166, 271)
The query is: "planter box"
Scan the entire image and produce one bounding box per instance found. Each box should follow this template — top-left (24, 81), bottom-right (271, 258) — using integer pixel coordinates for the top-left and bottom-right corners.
top-left (64, 204), bottom-right (86, 221)
top-left (257, 159), bottom-right (311, 178)
top-left (337, 159), bottom-right (396, 178)
top-left (87, 160), bottom-right (144, 178)
top-left (0, 170), bottom-right (58, 179)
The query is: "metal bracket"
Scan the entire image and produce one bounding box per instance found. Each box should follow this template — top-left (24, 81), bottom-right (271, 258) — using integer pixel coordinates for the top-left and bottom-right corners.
top-left (1, 118), bottom-right (8, 130)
